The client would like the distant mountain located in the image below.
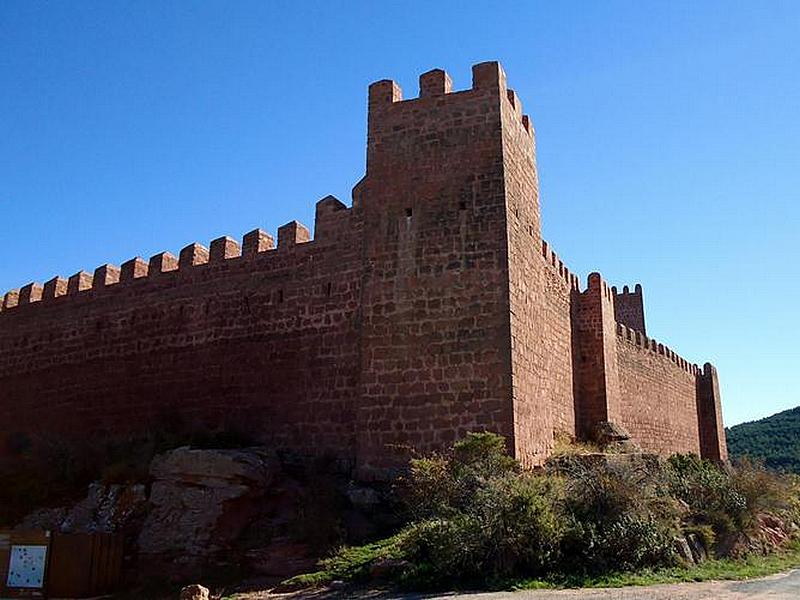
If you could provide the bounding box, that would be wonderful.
[727,407,800,473]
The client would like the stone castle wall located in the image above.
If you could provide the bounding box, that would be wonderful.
[0,62,727,473]
[539,243,579,441]
[615,324,702,455]
[0,202,364,463]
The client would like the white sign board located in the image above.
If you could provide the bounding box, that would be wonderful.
[6,544,47,589]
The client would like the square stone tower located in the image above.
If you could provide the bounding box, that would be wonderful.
[354,62,552,476]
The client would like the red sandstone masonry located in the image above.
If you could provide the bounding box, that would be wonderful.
[575,273,622,438]
[502,69,557,467]
[356,63,518,476]
[698,363,728,461]
[613,284,646,334]
[614,323,702,455]
[0,62,727,471]
[539,241,580,439]
[0,201,365,463]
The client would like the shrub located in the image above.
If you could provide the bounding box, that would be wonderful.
[560,513,677,574]
[558,456,679,573]
[397,434,682,583]
[397,433,563,584]
[551,432,601,457]
[403,474,564,583]
[666,453,800,558]
[731,458,794,523]
[402,432,519,520]
[668,454,760,538]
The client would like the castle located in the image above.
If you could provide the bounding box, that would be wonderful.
[0,62,726,477]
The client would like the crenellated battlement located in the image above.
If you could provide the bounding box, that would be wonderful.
[0,225,281,313]
[179,243,210,268]
[94,264,121,288]
[0,195,356,318]
[612,284,642,296]
[367,62,533,143]
[585,271,616,303]
[612,282,646,334]
[541,240,580,290]
[19,283,43,304]
[615,322,700,376]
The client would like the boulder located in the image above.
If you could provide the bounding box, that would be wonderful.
[686,533,708,563]
[592,421,631,443]
[753,513,790,552]
[673,536,694,565]
[179,584,209,600]
[592,421,642,453]
[138,447,278,557]
[715,531,748,558]
[16,506,68,531]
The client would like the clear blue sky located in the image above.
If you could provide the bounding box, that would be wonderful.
[1,2,798,427]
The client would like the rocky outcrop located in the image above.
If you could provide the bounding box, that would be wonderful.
[15,445,391,584]
[686,533,709,563]
[17,483,147,533]
[592,421,643,453]
[138,446,279,557]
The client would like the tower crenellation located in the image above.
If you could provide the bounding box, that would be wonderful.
[613,282,646,334]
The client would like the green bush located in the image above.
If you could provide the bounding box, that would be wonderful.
[396,433,563,584]
[668,454,760,538]
[667,453,744,534]
[556,456,679,573]
[399,434,680,583]
[402,432,519,521]
[731,458,795,522]
[403,474,564,583]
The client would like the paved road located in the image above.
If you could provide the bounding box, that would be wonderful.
[259,568,800,600]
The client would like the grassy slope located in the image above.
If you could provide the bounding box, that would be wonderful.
[727,407,800,473]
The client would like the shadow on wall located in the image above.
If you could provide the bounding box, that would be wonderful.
[0,412,257,527]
